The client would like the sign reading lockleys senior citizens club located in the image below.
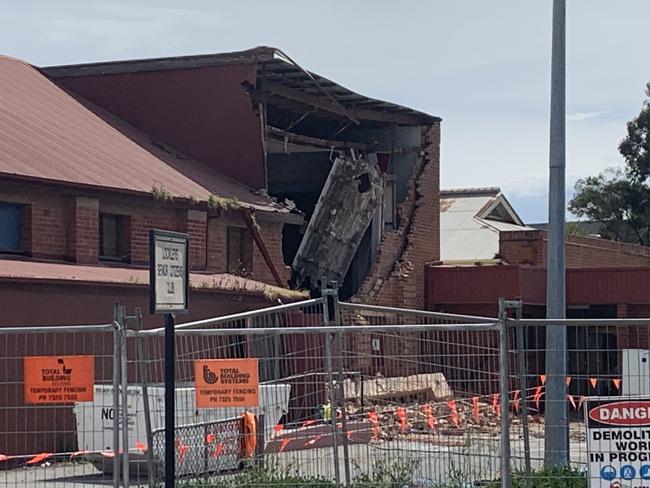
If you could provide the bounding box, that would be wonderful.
[24,356,94,404]
[194,359,259,408]
[586,397,650,487]
[149,230,189,314]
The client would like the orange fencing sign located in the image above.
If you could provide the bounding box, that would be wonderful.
[24,356,94,404]
[194,359,259,408]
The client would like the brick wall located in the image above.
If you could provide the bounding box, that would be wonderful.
[354,122,441,309]
[0,182,290,287]
[499,229,650,268]
[68,197,99,264]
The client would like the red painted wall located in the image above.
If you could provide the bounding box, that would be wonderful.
[54,63,266,189]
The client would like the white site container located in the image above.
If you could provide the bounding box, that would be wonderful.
[73,383,290,475]
[622,349,650,396]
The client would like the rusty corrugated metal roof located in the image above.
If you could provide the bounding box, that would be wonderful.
[0,258,307,300]
[0,55,289,214]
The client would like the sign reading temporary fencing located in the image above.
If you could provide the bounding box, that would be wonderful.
[194,359,259,408]
[149,229,189,314]
[24,356,94,404]
[586,397,650,487]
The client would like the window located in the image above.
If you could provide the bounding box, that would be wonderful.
[0,202,23,253]
[99,213,129,262]
[227,227,253,276]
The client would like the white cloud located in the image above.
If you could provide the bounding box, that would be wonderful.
[567,111,607,121]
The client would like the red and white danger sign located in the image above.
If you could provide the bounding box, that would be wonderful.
[586,397,650,487]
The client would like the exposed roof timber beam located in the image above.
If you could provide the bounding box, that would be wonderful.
[266,125,372,151]
[265,82,432,126]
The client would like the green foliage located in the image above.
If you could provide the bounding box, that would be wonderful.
[207,194,241,211]
[569,82,650,246]
[484,465,586,488]
[350,457,421,487]
[152,184,173,202]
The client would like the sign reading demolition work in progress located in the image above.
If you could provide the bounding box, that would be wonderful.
[149,230,189,314]
[194,359,259,408]
[24,356,94,404]
[586,397,650,487]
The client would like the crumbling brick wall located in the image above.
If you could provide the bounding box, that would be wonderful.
[499,229,650,268]
[353,122,441,310]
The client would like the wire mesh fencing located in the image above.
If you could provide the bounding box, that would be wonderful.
[505,310,650,487]
[127,298,505,487]
[0,322,122,488]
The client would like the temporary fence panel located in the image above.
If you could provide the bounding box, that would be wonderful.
[129,297,504,487]
[0,322,121,488]
[506,313,650,488]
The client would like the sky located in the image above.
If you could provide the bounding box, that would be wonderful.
[1,0,648,222]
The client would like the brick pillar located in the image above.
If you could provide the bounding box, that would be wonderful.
[206,217,227,273]
[68,196,99,264]
[180,210,207,271]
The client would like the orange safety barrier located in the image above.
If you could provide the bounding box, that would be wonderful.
[240,411,257,459]
[395,407,407,432]
[472,397,480,422]
[422,404,436,430]
[368,411,380,441]
[447,400,460,428]
[492,393,500,418]
[513,390,521,414]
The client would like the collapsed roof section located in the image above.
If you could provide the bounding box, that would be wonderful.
[44,47,441,295]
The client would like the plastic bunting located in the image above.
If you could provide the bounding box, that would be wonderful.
[540,374,547,385]
[613,379,622,390]
[396,407,407,432]
[567,394,576,410]
[533,386,544,410]
[577,396,586,411]
[26,453,51,465]
[305,435,322,447]
[447,400,460,428]
[565,376,572,387]
[472,397,480,422]
[589,378,598,388]
[278,438,290,453]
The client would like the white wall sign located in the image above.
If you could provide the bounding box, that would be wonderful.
[149,230,189,314]
[586,397,650,487]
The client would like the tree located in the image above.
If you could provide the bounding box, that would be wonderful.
[569,83,650,245]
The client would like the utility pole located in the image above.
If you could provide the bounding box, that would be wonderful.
[544,0,568,467]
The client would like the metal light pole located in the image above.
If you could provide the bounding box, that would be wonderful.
[544,0,568,467]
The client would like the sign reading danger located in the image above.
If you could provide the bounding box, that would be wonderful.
[194,359,259,408]
[24,356,94,404]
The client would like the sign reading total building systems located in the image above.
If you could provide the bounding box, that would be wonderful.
[149,230,189,314]
[586,397,650,487]
[24,356,94,404]
[194,359,259,408]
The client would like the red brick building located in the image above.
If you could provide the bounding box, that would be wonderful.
[1,47,442,326]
